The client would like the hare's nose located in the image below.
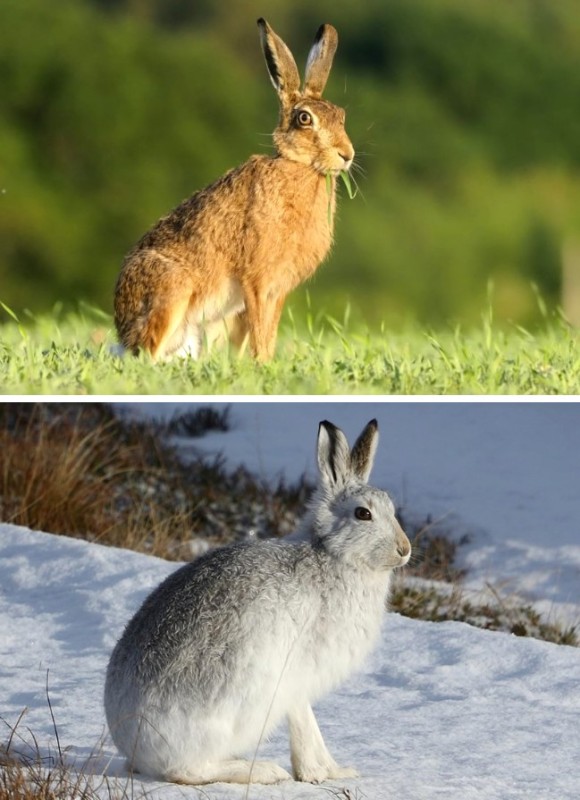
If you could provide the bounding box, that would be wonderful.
[397,542,411,558]
[339,150,354,169]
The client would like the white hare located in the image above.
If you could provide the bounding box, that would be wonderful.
[104,419,411,785]
[114,19,354,362]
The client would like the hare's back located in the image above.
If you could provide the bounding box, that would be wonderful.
[132,155,329,265]
[112,541,318,681]
[132,158,263,255]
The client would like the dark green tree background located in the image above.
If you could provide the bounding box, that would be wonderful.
[2,0,580,328]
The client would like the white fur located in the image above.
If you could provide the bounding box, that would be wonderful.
[104,420,411,785]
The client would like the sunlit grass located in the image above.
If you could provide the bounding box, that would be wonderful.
[0,302,578,395]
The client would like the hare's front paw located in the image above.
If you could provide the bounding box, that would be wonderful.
[294,761,358,784]
[248,761,293,785]
[167,759,291,785]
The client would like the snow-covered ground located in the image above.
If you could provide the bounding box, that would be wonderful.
[2,400,579,799]
[117,401,580,625]
[1,522,579,800]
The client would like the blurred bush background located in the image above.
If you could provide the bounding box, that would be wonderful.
[2,0,580,329]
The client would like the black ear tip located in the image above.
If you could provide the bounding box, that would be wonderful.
[368,418,378,430]
[319,420,339,434]
[314,23,326,43]
[257,17,266,28]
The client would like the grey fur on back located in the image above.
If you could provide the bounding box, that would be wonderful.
[109,540,322,693]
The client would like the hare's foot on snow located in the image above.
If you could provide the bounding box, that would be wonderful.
[293,760,358,784]
[288,703,359,784]
[166,759,291,785]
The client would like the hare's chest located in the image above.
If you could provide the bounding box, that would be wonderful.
[295,180,334,252]
[277,194,334,288]
[248,165,334,284]
[294,579,388,702]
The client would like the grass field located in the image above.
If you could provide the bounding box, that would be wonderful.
[1,304,579,395]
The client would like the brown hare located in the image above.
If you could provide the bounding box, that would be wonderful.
[114,18,354,362]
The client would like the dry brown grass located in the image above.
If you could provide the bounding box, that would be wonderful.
[0,749,101,800]
[390,579,578,646]
[0,403,199,559]
[1,709,116,800]
[0,741,142,800]
[0,403,308,560]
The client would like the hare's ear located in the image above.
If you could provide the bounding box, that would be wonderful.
[350,419,379,483]
[258,18,301,108]
[303,23,338,98]
[317,421,351,491]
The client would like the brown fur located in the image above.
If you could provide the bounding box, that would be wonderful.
[114,20,354,362]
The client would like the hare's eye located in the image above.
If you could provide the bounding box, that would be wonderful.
[297,110,313,127]
[355,507,372,521]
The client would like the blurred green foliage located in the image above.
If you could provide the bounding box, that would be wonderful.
[2,0,580,328]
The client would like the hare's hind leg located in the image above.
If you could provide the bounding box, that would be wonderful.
[167,759,291,785]
[288,703,358,783]
[115,254,199,361]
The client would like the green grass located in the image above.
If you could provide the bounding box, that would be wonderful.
[1,304,579,395]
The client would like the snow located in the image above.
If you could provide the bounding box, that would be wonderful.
[2,401,580,798]
[1,522,579,800]
[115,401,580,624]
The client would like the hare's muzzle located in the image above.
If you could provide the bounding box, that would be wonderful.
[331,116,354,172]
[338,147,355,172]
[395,520,412,566]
